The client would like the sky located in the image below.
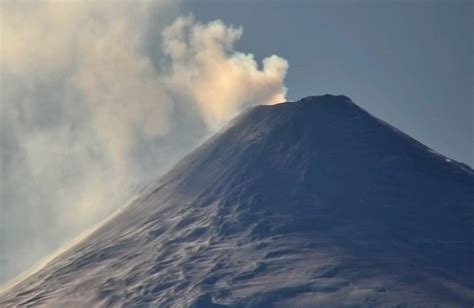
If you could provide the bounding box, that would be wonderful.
[0,0,472,284]
[186,0,473,166]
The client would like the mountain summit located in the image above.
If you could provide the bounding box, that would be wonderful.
[2,95,473,307]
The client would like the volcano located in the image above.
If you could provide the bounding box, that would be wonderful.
[1,95,473,307]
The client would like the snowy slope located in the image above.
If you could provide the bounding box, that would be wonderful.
[1,95,473,307]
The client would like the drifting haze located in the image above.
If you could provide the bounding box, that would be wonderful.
[0,0,288,283]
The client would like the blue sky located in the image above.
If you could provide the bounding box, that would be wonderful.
[186,0,473,166]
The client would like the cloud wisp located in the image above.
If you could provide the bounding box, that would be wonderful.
[0,1,288,283]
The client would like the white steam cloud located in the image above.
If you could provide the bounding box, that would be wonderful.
[163,15,288,127]
[0,1,288,283]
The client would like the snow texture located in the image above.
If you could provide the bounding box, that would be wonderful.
[1,95,473,307]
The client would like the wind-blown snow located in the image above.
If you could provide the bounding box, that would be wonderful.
[1,95,473,307]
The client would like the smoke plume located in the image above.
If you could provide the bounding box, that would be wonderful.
[163,15,288,127]
[0,1,288,283]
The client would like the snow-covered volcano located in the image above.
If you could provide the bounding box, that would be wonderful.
[2,95,473,307]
